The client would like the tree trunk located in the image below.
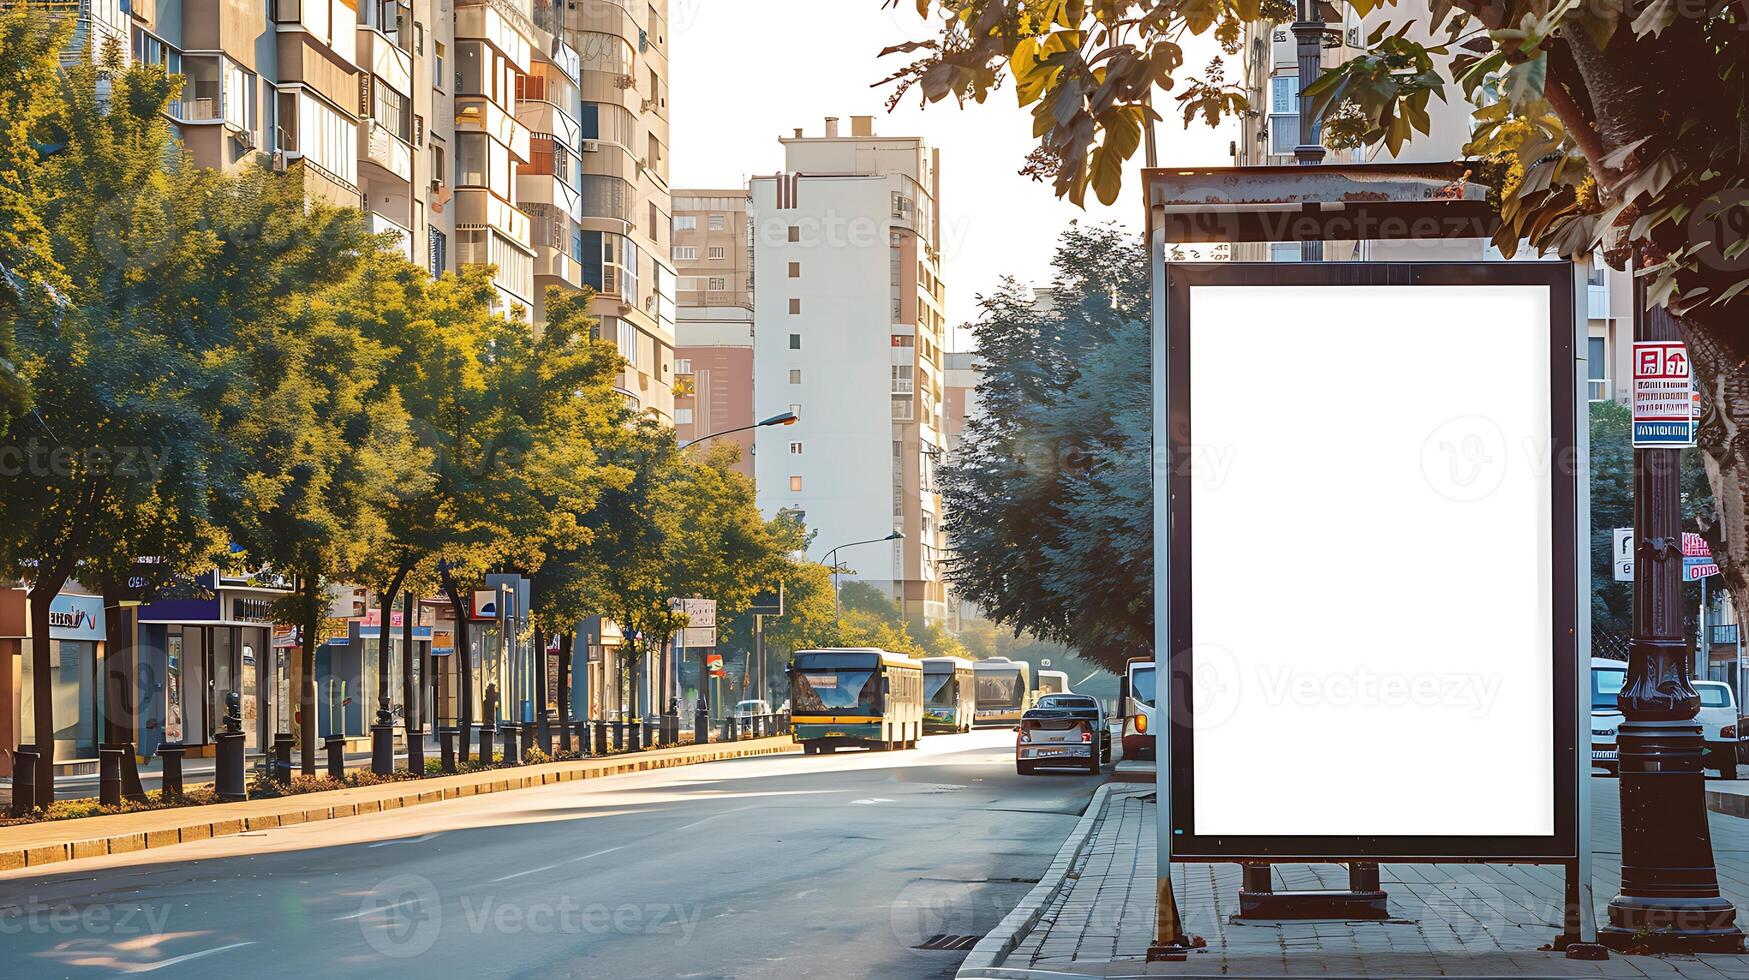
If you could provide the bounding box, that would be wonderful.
[440,566,474,763]
[100,582,134,748]
[27,572,68,807]
[557,632,572,723]
[534,627,548,728]
[402,588,417,748]
[1682,312,1749,649]
[299,574,320,775]
[376,566,410,727]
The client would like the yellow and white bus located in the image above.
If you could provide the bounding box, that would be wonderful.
[972,657,1033,728]
[789,648,924,753]
[1036,669,1071,697]
[921,656,976,733]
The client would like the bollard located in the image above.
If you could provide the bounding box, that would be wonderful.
[325,734,347,781]
[557,715,571,754]
[643,716,656,748]
[99,746,124,806]
[407,726,425,776]
[272,733,295,785]
[10,745,39,816]
[157,743,185,803]
[575,720,590,755]
[215,693,246,802]
[370,700,396,777]
[593,718,607,754]
[721,717,732,742]
[502,724,522,765]
[613,719,625,752]
[439,727,459,774]
[478,723,497,764]
[519,720,535,758]
[695,704,709,745]
[538,712,553,754]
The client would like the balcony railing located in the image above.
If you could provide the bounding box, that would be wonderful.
[172,97,222,121]
[1714,624,1741,647]
[1587,378,1611,402]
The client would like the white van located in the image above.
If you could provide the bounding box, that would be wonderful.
[1695,681,1741,779]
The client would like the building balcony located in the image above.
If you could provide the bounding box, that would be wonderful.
[357,27,413,97]
[1588,281,1611,320]
[517,97,582,150]
[534,245,582,288]
[518,171,582,222]
[368,210,413,258]
[361,120,413,183]
[452,186,531,245]
[455,0,534,74]
[456,95,532,163]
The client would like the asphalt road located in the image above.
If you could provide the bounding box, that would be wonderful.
[0,729,1104,979]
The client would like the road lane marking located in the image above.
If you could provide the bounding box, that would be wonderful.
[367,834,438,848]
[126,941,256,973]
[489,844,628,883]
[332,899,416,921]
[670,804,759,832]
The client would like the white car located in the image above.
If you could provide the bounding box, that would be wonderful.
[733,699,772,721]
[1696,681,1742,779]
[1591,658,1626,775]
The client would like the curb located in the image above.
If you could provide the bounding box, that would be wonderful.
[0,738,795,873]
[956,781,1117,977]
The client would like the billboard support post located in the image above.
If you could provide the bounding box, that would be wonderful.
[1599,294,1744,952]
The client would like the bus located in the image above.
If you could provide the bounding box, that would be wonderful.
[921,656,976,734]
[788,648,924,753]
[972,657,1033,728]
[1036,669,1071,697]
[1119,656,1156,760]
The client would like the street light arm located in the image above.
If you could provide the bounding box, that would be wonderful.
[679,411,799,451]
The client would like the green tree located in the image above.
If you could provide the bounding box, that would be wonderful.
[884,0,1749,645]
[939,223,1153,672]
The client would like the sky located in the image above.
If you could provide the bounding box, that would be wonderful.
[667,0,1236,349]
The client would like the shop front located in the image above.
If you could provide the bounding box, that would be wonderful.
[0,589,108,769]
[135,572,293,758]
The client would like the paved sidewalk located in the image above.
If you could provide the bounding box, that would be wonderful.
[0,735,794,873]
[965,779,1749,979]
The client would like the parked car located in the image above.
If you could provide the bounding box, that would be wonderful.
[1695,681,1742,779]
[1016,695,1108,775]
[1591,658,1626,776]
[733,699,772,722]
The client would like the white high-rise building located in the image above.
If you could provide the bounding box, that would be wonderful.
[751,116,949,627]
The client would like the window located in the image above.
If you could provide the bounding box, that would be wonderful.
[708,246,726,260]
[675,407,694,424]
[457,40,485,95]
[1268,242,1302,263]
[456,132,487,186]
[1588,336,1609,401]
[709,214,726,231]
[788,298,801,315]
[790,442,803,454]
[580,103,599,140]
[789,403,802,421]
[650,202,660,245]
[891,335,914,347]
[372,79,410,141]
[788,261,800,278]
[892,364,914,394]
[673,245,697,260]
[708,277,725,290]
[617,319,639,368]
[434,41,445,89]
[1270,74,1300,155]
[788,333,801,350]
[1588,255,1607,287]
[787,226,800,242]
[789,369,802,384]
[789,476,803,492]
[427,228,446,276]
[674,215,697,231]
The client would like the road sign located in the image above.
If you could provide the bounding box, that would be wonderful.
[681,627,717,648]
[749,583,785,615]
[669,597,716,629]
[1613,528,1635,582]
[1633,340,1696,447]
[705,652,726,677]
[1683,532,1719,582]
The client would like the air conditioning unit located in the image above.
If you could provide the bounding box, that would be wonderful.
[271,149,287,172]
[580,140,600,152]
[430,176,444,192]
[640,98,657,114]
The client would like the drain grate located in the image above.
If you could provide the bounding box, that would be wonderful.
[914,934,981,951]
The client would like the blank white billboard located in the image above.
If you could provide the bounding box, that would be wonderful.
[1187,284,1555,838]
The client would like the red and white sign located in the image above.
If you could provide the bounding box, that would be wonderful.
[1633,340,1696,447]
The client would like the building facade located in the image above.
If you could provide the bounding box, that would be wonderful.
[751,116,949,627]
[673,188,755,477]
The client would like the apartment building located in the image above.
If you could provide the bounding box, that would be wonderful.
[751,116,949,627]
[1232,11,1633,405]
[673,189,755,477]
[568,1,676,422]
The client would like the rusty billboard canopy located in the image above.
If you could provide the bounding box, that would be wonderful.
[1143,163,1499,245]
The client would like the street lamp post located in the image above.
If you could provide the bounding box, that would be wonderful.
[679,410,798,452]
[826,532,905,623]
[1600,291,1743,952]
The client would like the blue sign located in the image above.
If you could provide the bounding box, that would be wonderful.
[1634,420,1693,446]
[1685,556,1721,582]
